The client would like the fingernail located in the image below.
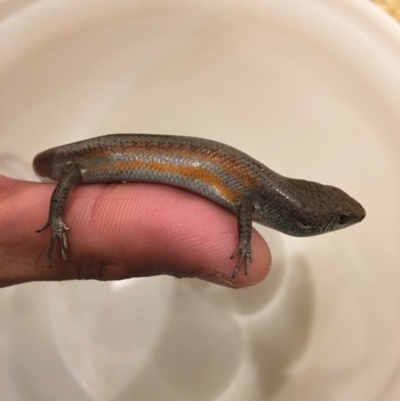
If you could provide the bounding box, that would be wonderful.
[199,272,241,288]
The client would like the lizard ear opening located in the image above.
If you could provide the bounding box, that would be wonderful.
[296,221,310,229]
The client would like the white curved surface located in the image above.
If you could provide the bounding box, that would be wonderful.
[1,0,400,400]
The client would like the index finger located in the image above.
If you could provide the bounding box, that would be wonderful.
[0,176,271,288]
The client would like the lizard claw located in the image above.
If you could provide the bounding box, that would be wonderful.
[230,242,253,278]
[37,217,69,268]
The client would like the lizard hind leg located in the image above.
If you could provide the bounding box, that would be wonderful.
[36,162,82,268]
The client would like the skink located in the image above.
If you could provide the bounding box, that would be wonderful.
[33,134,366,277]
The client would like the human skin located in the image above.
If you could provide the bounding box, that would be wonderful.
[0,175,271,288]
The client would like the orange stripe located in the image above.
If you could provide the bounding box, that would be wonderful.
[78,145,256,203]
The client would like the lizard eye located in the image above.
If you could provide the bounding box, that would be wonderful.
[337,213,351,225]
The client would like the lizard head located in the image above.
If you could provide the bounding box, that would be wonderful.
[255,179,366,237]
[291,183,366,236]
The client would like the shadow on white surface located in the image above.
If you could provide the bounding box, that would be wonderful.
[1,0,400,400]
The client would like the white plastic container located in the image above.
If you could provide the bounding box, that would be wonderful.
[1,1,399,400]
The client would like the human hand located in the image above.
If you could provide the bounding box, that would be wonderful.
[0,175,270,288]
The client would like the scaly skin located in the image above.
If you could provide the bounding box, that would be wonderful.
[33,134,366,277]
